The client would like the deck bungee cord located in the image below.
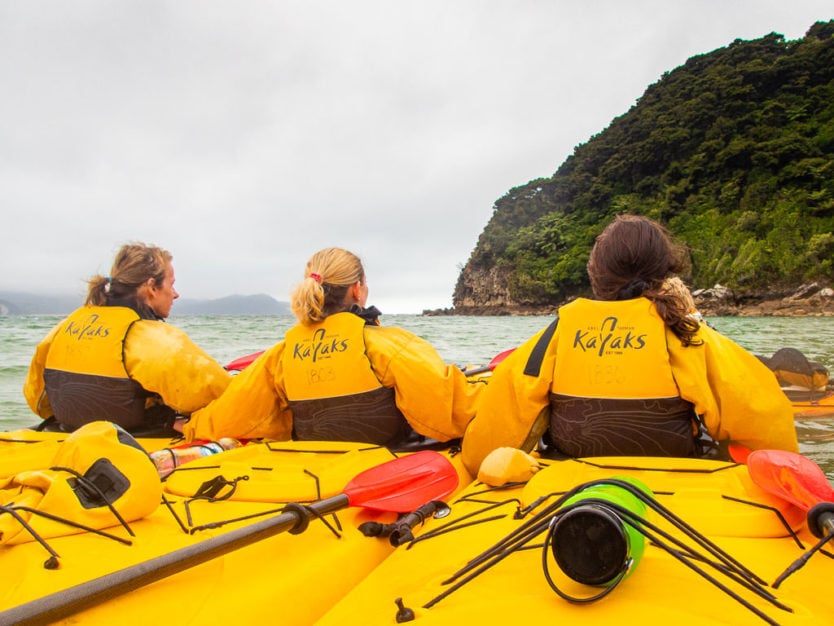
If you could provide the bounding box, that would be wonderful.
[773,524,834,588]
[0,423,160,565]
[406,495,522,549]
[731,446,834,587]
[160,442,445,536]
[1,499,137,572]
[0,449,460,626]
[389,471,811,626]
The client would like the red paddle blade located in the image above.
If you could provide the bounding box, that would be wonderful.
[489,347,517,369]
[463,347,518,376]
[747,449,834,511]
[225,350,265,371]
[728,444,751,463]
[343,450,459,513]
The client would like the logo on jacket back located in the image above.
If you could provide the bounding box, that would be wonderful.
[292,327,349,363]
[573,316,647,356]
[64,314,110,340]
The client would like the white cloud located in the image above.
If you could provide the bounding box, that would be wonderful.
[1,0,830,312]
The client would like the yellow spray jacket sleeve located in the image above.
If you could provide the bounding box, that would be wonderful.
[461,327,556,475]
[364,326,483,442]
[668,325,799,453]
[22,321,62,418]
[124,321,232,415]
[184,342,294,442]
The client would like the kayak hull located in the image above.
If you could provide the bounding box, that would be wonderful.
[788,389,834,418]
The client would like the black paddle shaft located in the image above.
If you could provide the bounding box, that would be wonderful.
[0,493,350,626]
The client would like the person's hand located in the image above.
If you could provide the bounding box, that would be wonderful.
[172,416,190,433]
[477,447,540,487]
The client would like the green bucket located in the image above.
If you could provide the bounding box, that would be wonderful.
[549,478,651,587]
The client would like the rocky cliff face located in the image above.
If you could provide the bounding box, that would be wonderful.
[453,266,513,309]
[449,265,562,315]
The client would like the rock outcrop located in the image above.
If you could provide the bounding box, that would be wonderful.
[693,282,834,317]
[427,282,834,317]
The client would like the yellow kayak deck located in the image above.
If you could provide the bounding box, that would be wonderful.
[317,456,833,625]
[0,435,471,625]
[4,431,832,625]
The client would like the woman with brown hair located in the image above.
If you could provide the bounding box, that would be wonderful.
[181,247,480,450]
[462,214,797,476]
[24,243,230,435]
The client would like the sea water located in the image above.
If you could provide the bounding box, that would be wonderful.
[0,314,554,431]
[2,313,833,476]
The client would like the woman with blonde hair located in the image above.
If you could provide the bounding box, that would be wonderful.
[462,214,797,476]
[182,247,481,449]
[24,243,230,435]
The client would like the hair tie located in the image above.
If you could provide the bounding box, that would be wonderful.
[618,279,648,300]
[104,276,112,294]
[309,272,322,284]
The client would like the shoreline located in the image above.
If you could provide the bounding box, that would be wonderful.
[425,282,834,317]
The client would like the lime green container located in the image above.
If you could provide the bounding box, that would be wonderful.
[549,478,651,587]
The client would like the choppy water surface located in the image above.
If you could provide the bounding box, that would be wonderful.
[3,313,833,476]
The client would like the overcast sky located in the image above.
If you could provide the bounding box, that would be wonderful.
[1,1,831,313]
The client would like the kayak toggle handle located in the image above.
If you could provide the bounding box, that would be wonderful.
[394,597,415,623]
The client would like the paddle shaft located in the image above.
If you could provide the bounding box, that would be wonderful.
[463,347,517,376]
[0,493,350,626]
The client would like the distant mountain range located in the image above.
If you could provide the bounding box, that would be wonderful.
[0,291,291,316]
[172,294,292,316]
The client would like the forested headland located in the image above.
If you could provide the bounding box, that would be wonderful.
[448,20,834,316]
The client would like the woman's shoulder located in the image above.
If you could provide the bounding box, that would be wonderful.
[687,321,731,345]
[364,324,447,363]
[669,321,760,364]
[364,323,418,344]
[128,318,194,346]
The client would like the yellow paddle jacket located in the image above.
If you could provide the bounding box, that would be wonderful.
[462,297,798,475]
[184,316,481,444]
[24,306,231,429]
[281,313,412,445]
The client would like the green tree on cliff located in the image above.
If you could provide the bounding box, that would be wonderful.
[456,21,834,310]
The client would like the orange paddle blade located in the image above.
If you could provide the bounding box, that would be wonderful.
[747,449,834,511]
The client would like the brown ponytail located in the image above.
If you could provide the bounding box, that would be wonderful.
[587,215,701,346]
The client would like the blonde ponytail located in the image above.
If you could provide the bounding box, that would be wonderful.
[290,248,365,325]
